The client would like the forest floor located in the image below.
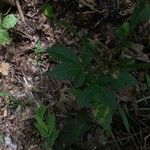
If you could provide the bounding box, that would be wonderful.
[0,0,150,150]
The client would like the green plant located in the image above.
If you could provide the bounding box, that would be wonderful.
[57,113,91,147]
[35,105,59,150]
[0,14,18,45]
[116,0,150,47]
[46,0,150,136]
[47,44,133,133]
[0,91,10,96]
[44,4,54,18]
[0,133,4,145]
[34,40,45,63]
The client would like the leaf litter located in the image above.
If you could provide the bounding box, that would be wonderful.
[0,0,149,149]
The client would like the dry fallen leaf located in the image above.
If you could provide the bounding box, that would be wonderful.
[0,62,10,76]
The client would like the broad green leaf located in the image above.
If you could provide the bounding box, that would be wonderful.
[44,4,54,18]
[111,71,137,90]
[110,79,126,90]
[2,14,18,29]
[59,114,90,145]
[73,71,85,87]
[0,28,11,45]
[146,75,150,89]
[47,46,80,64]
[49,63,81,80]
[79,86,97,106]
[98,87,118,109]
[119,71,137,86]
[139,6,150,22]
[119,108,130,131]
[81,43,95,66]
[98,74,112,86]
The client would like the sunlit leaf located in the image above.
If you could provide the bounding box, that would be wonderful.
[2,14,18,29]
[93,105,112,133]
[0,28,11,45]
[44,4,54,18]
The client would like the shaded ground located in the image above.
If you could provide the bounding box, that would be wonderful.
[0,0,150,150]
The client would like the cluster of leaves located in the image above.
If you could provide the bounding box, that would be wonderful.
[47,44,133,133]
[116,0,150,47]
[0,14,18,45]
[35,0,150,149]
[55,113,91,149]
[35,106,59,150]
[34,40,45,63]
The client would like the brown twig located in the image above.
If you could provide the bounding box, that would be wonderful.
[15,0,26,22]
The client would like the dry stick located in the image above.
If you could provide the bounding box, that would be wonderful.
[15,0,26,22]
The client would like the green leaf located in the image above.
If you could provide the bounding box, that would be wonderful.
[47,46,80,64]
[35,115,48,134]
[59,114,90,145]
[35,122,48,138]
[47,113,55,135]
[111,71,137,90]
[44,4,54,18]
[2,14,18,29]
[98,87,118,110]
[0,134,4,145]
[49,63,81,80]
[116,22,130,41]
[99,74,112,86]
[81,43,95,66]
[130,0,148,31]
[0,92,10,97]
[73,71,85,87]
[139,6,150,22]
[122,22,130,36]
[79,86,98,107]
[0,28,11,45]
[93,105,112,133]
[146,75,150,89]
[35,40,44,54]
[47,129,59,147]
[36,105,47,120]
[70,89,82,97]
[119,108,130,131]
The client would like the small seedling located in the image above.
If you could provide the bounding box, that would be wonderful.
[44,4,54,18]
[35,105,59,150]
[0,14,18,45]
[34,40,44,64]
